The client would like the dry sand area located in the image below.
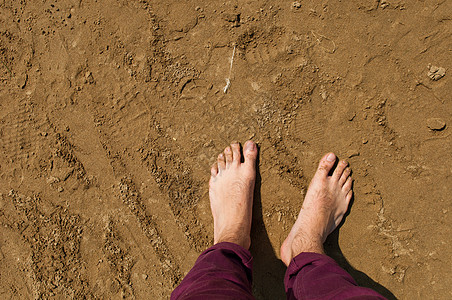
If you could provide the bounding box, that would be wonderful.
[0,0,451,299]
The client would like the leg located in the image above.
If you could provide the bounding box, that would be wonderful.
[171,141,258,300]
[281,153,387,299]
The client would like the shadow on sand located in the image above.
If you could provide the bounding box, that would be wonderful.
[324,229,397,300]
[250,155,397,300]
[250,160,287,299]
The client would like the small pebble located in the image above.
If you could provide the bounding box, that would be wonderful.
[347,150,360,158]
[426,118,446,131]
[47,176,60,184]
[427,65,446,81]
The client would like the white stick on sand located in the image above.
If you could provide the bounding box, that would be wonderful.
[223,45,236,93]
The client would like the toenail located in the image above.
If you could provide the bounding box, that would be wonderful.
[225,147,231,152]
[245,141,255,150]
[326,153,335,162]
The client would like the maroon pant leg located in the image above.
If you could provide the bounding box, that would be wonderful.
[171,242,255,300]
[284,252,388,300]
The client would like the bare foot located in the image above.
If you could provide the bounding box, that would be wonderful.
[280,153,353,266]
[209,141,258,249]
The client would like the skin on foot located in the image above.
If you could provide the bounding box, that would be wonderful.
[280,152,353,266]
[209,140,258,249]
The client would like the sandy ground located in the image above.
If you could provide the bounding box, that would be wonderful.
[0,0,451,299]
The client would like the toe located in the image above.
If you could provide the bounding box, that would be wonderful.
[339,167,351,186]
[346,190,353,203]
[211,162,219,177]
[243,140,258,169]
[333,160,348,180]
[217,153,226,171]
[231,142,241,165]
[343,176,353,192]
[315,152,336,178]
[224,146,233,166]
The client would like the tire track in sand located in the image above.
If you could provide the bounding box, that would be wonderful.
[90,94,186,287]
[0,97,37,163]
[118,177,182,286]
[102,219,135,298]
[139,128,210,252]
[134,0,210,251]
[3,190,93,299]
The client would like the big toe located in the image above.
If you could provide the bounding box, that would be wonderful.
[243,140,258,169]
[315,152,336,178]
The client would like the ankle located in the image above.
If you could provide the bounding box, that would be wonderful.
[215,232,251,249]
[291,233,325,257]
[291,243,325,257]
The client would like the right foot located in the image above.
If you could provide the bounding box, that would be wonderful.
[280,153,353,266]
[209,141,258,249]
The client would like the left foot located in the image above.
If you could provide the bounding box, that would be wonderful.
[280,153,353,266]
[209,141,258,249]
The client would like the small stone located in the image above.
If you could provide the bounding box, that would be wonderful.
[224,13,240,23]
[85,71,94,84]
[426,118,446,131]
[18,74,28,89]
[57,187,64,192]
[293,2,302,9]
[347,150,360,158]
[203,140,213,147]
[427,65,446,81]
[47,176,60,184]
[362,138,368,144]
